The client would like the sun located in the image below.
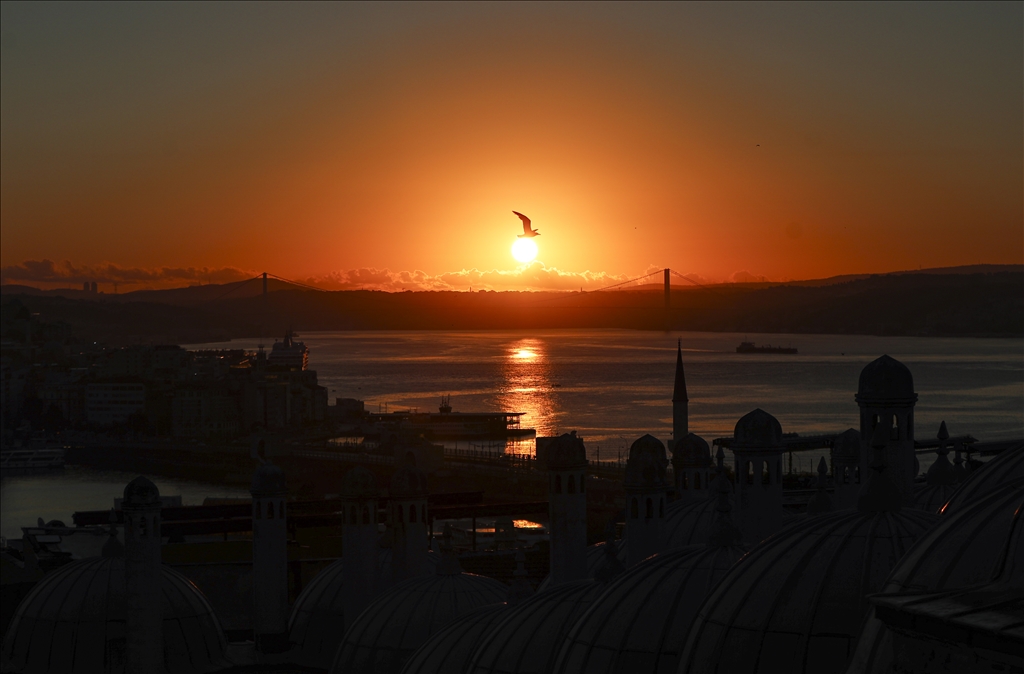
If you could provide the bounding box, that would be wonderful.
[511,238,538,263]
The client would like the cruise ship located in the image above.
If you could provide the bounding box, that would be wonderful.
[267,330,309,370]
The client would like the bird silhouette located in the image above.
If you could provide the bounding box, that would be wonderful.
[513,211,539,238]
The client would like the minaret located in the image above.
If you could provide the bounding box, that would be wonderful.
[706,447,743,548]
[672,340,689,442]
[830,429,861,510]
[732,409,785,545]
[855,355,918,505]
[390,461,429,584]
[546,431,588,587]
[673,433,712,504]
[624,434,669,567]
[341,466,379,627]
[251,461,289,653]
[123,476,163,674]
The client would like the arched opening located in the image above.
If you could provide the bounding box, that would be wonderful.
[140,516,147,537]
[630,497,639,519]
[746,461,754,485]
[268,502,274,519]
[645,498,653,519]
[568,475,576,494]
[409,505,417,523]
[555,475,562,494]
[762,461,770,485]
[362,505,370,524]
[891,414,900,440]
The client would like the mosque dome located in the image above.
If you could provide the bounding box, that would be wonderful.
[941,443,1023,513]
[1,557,228,674]
[251,462,286,493]
[289,549,440,670]
[330,567,506,673]
[847,479,1024,673]
[625,435,668,488]
[546,432,587,470]
[732,409,783,449]
[552,543,745,674]
[674,433,711,468]
[401,603,508,674]
[391,463,428,498]
[830,429,860,464]
[123,475,160,507]
[466,580,608,674]
[856,354,916,403]
[342,465,379,499]
[679,508,938,674]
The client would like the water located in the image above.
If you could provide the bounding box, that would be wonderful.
[3,330,1021,538]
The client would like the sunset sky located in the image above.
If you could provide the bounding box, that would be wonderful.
[1,3,1021,291]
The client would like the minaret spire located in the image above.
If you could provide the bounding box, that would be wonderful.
[672,340,689,442]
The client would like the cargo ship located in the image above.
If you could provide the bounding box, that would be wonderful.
[736,341,798,354]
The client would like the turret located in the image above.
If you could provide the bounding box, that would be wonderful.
[830,429,860,510]
[732,409,785,545]
[672,433,712,504]
[546,431,588,586]
[341,466,380,626]
[251,461,289,652]
[806,457,833,516]
[855,355,918,504]
[390,460,429,584]
[123,476,163,674]
[624,434,669,566]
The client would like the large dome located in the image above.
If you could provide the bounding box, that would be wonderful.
[732,409,783,449]
[941,444,1023,513]
[401,603,508,674]
[847,480,1024,673]
[330,569,506,673]
[856,354,916,403]
[288,549,440,670]
[1,557,228,674]
[679,509,938,674]
[466,580,608,674]
[552,543,745,674]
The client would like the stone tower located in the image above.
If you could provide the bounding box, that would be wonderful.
[342,466,380,627]
[546,431,588,587]
[673,433,713,504]
[830,428,861,510]
[251,461,289,653]
[855,355,918,504]
[390,461,429,584]
[732,409,785,545]
[625,434,669,566]
[123,476,163,674]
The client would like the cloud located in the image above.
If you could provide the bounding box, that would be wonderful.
[1,259,255,288]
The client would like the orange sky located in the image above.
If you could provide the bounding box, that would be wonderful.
[1,3,1021,290]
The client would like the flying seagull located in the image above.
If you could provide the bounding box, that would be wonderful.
[513,211,540,238]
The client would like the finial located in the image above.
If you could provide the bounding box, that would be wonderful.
[707,449,742,547]
[594,521,625,582]
[857,425,902,513]
[926,422,955,486]
[937,421,949,442]
[437,524,462,575]
[507,548,534,605]
[806,457,833,515]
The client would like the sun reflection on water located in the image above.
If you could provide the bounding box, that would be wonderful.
[497,338,559,455]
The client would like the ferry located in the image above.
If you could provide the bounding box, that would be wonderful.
[736,341,798,355]
[0,446,66,473]
[368,396,534,440]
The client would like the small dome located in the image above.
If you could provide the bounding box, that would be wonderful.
[1,558,228,674]
[941,444,1023,513]
[848,480,1024,673]
[342,466,379,499]
[289,549,440,670]
[251,462,286,494]
[856,354,916,403]
[625,435,668,489]
[546,432,587,470]
[467,580,607,674]
[674,433,711,469]
[732,409,783,449]
[830,429,860,463]
[402,603,507,674]
[122,476,160,507]
[679,508,938,674]
[391,464,428,498]
[552,544,745,674]
[330,571,506,673]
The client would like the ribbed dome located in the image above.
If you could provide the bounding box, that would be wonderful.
[546,432,587,470]
[664,494,728,549]
[342,465,379,499]
[679,509,938,674]
[674,433,711,468]
[552,543,745,674]
[123,476,160,507]
[391,464,428,498]
[732,409,782,449]
[402,603,507,674]
[289,549,440,670]
[830,429,860,463]
[856,354,916,403]
[330,571,506,674]
[467,580,607,674]
[941,444,1023,513]
[847,480,1024,673]
[911,482,957,514]
[625,435,668,488]
[250,462,286,493]
[1,558,228,674]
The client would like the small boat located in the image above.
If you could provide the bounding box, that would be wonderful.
[1,446,66,473]
[736,341,798,355]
